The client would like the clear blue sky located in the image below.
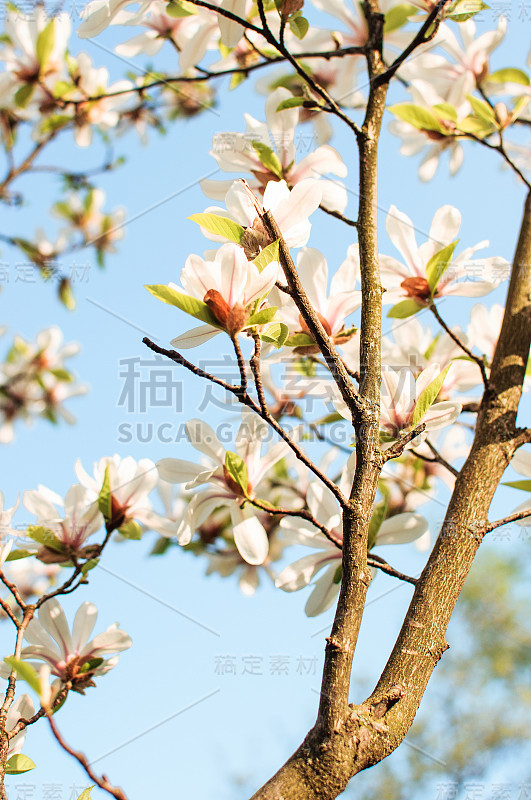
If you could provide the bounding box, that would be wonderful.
[1,2,530,798]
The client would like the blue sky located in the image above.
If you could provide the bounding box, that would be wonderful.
[1,3,530,798]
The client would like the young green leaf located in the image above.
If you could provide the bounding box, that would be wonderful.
[412,365,451,428]
[27,525,64,553]
[502,480,531,492]
[5,755,36,775]
[488,68,530,86]
[426,240,459,295]
[75,788,95,800]
[368,497,389,551]
[4,657,41,694]
[387,300,423,319]
[284,332,315,347]
[252,240,279,272]
[224,451,250,496]
[247,306,278,326]
[260,322,289,348]
[467,94,498,126]
[252,142,283,179]
[188,213,245,243]
[384,3,416,32]
[388,104,446,133]
[97,464,112,521]
[145,285,219,326]
[288,14,309,38]
[276,96,306,111]
[118,520,143,540]
[36,19,55,67]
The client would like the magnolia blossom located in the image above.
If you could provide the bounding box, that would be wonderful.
[276,455,429,616]
[75,454,176,536]
[14,599,131,693]
[381,204,510,307]
[167,242,279,349]
[199,179,322,255]
[382,317,482,395]
[157,410,296,565]
[114,1,218,69]
[273,247,360,352]
[23,484,103,562]
[507,449,531,526]
[201,88,348,212]
[0,491,18,565]
[5,695,35,758]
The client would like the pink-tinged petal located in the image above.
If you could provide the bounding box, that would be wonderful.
[71,602,98,654]
[422,400,462,430]
[386,206,423,275]
[231,506,269,565]
[265,88,297,168]
[36,599,73,660]
[271,180,322,239]
[379,254,412,287]
[305,566,340,617]
[415,364,441,399]
[170,325,221,350]
[307,483,340,530]
[186,418,225,464]
[83,626,132,658]
[225,182,257,227]
[244,260,279,305]
[511,449,531,477]
[296,248,328,311]
[23,488,61,522]
[156,458,206,484]
[135,509,179,537]
[252,440,290,487]
[291,145,348,182]
[331,245,360,295]
[375,512,429,546]
[428,205,461,249]
[218,0,246,48]
[179,252,219,298]
[218,243,248,306]
[275,552,333,592]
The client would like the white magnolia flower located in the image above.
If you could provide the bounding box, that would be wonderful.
[202,88,348,213]
[273,247,360,351]
[0,491,19,565]
[276,454,429,616]
[381,204,510,306]
[14,599,131,693]
[23,484,103,560]
[157,409,295,565]
[6,695,35,757]
[75,455,176,537]
[200,179,322,252]
[168,241,279,349]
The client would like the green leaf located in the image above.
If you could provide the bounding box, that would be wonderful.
[145,285,219,326]
[384,3,417,32]
[446,0,489,21]
[81,558,99,577]
[224,451,249,496]
[27,525,64,553]
[247,306,278,326]
[252,141,283,179]
[333,564,342,584]
[388,103,446,133]
[79,657,104,674]
[426,240,459,295]
[457,115,494,136]
[412,365,451,428]
[4,657,41,694]
[288,14,309,38]
[98,464,112,521]
[188,213,245,243]
[165,0,196,16]
[368,497,388,551]
[36,19,55,67]
[433,102,458,122]
[387,300,423,319]
[49,367,73,382]
[260,322,289,348]
[14,84,34,108]
[118,520,143,540]
[276,96,306,111]
[467,94,498,126]
[488,68,530,87]
[229,71,247,90]
[75,788,95,800]
[5,755,36,775]
[5,549,33,562]
[502,480,531,492]
[252,240,279,272]
[314,411,344,425]
[285,332,315,347]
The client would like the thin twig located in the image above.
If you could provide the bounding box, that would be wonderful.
[249,497,342,548]
[429,302,490,390]
[483,508,531,534]
[367,554,417,585]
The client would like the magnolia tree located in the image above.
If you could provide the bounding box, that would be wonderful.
[0,0,530,798]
